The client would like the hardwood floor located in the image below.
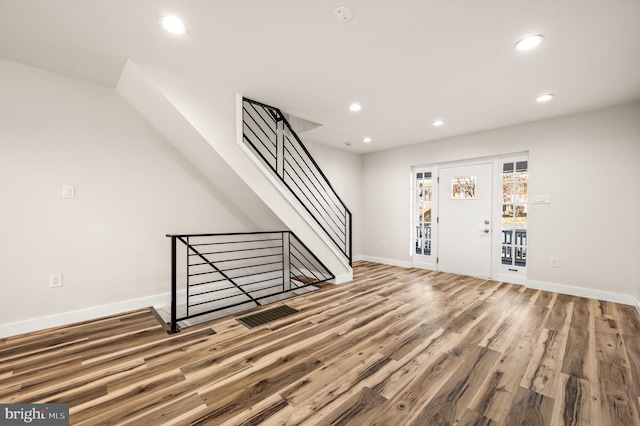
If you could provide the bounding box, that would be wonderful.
[2,261,640,425]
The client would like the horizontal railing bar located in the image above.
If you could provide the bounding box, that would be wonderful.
[246,100,279,126]
[177,279,323,322]
[243,134,277,169]
[187,276,232,286]
[189,238,282,247]
[189,248,281,260]
[167,231,285,238]
[289,233,334,279]
[190,275,283,295]
[281,117,352,215]
[188,293,256,307]
[188,260,282,277]
[189,282,314,310]
[187,266,284,283]
[244,103,278,133]
[188,280,286,306]
[190,254,282,267]
[283,167,346,245]
[283,143,345,217]
[188,244,282,256]
[221,266,283,281]
[243,119,276,154]
[283,156,346,232]
[189,283,237,293]
[244,104,277,141]
[188,282,284,305]
[284,135,346,218]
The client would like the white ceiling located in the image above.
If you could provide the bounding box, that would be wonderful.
[1,0,639,153]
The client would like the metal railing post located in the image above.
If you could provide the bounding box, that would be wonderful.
[276,117,284,179]
[348,212,352,266]
[170,236,180,334]
[282,232,291,291]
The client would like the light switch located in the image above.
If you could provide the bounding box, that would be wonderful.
[531,195,551,204]
[62,186,75,199]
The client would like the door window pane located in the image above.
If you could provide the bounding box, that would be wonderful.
[502,161,528,267]
[414,171,432,256]
[451,176,476,199]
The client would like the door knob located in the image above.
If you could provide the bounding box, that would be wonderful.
[483,229,490,233]
[484,220,490,225]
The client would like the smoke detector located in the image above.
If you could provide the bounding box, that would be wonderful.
[333,7,353,22]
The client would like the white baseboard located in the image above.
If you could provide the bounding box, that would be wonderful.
[358,257,637,307]
[0,292,172,339]
[496,273,526,286]
[526,279,636,306]
[351,254,365,262]
[360,255,412,269]
[332,271,354,285]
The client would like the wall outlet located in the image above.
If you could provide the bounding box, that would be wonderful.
[50,273,63,288]
[550,257,559,268]
[62,186,75,199]
[381,240,386,247]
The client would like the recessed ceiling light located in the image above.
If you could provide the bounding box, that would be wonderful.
[432,119,445,127]
[515,35,544,51]
[160,16,187,35]
[362,137,372,143]
[535,94,555,103]
[349,103,362,112]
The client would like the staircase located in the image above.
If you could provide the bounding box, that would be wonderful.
[115,60,353,330]
[242,98,352,265]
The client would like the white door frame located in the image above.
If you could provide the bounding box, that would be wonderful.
[411,153,528,285]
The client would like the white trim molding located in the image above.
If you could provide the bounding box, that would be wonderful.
[496,273,526,286]
[360,256,412,269]
[332,271,354,285]
[635,297,640,315]
[0,293,172,339]
[526,279,636,306]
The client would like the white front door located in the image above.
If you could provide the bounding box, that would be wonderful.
[438,163,493,278]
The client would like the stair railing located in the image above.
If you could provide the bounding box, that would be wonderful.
[167,231,333,333]
[242,98,352,265]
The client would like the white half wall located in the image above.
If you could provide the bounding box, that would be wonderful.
[0,59,265,336]
[362,102,640,302]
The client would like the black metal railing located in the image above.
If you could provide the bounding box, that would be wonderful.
[242,98,352,265]
[167,231,333,333]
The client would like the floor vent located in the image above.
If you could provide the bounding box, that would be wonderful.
[237,305,300,328]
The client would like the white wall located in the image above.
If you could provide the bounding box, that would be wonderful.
[362,102,640,301]
[305,142,363,258]
[0,59,269,333]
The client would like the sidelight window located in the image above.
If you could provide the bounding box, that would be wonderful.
[501,161,528,267]
[414,172,433,255]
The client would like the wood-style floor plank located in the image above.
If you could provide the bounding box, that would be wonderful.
[1,261,639,425]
